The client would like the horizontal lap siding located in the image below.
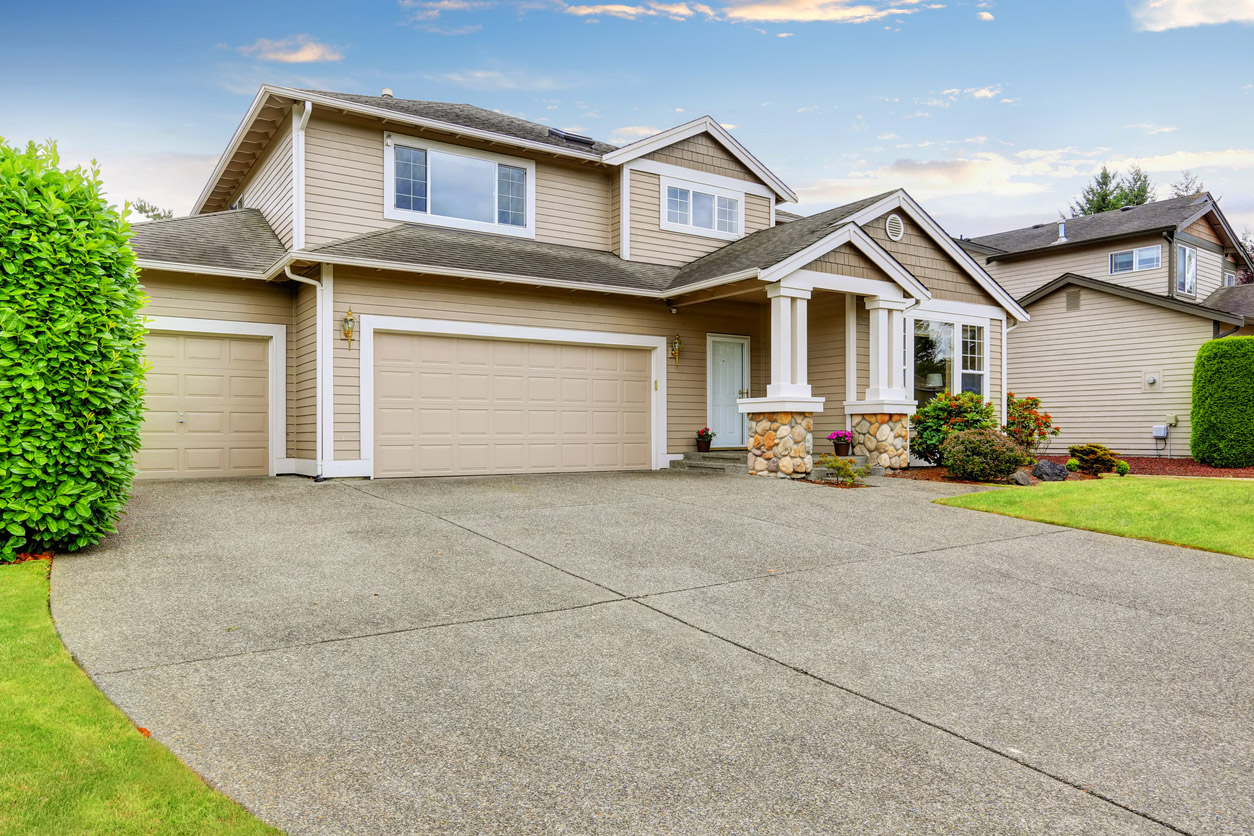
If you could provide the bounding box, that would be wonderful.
[865,212,996,305]
[235,118,294,248]
[629,172,772,267]
[287,283,317,458]
[644,133,761,183]
[534,164,612,250]
[1008,287,1212,456]
[1192,246,1226,301]
[982,234,1170,299]
[140,272,294,325]
[806,245,885,279]
[330,271,766,459]
[808,292,850,441]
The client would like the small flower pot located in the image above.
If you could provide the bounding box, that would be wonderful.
[696,439,712,453]
[834,442,851,456]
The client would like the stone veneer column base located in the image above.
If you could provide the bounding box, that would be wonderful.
[746,412,814,478]
[851,413,910,470]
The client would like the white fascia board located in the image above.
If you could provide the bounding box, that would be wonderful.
[601,116,796,202]
[191,88,275,215]
[912,297,1007,321]
[136,259,270,281]
[737,396,826,414]
[843,190,1030,321]
[630,159,775,199]
[762,224,930,301]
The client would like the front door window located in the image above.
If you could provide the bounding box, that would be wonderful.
[709,336,749,446]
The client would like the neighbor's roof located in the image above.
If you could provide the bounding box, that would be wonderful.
[308,223,677,293]
[301,90,619,156]
[775,209,804,224]
[1203,284,1254,319]
[1020,272,1244,326]
[130,209,286,275]
[668,192,896,290]
[968,194,1213,257]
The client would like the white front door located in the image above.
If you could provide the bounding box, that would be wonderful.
[707,335,750,447]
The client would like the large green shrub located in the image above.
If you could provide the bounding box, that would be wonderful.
[1067,443,1120,476]
[0,139,145,562]
[909,390,996,465]
[1191,337,1254,468]
[941,429,1027,482]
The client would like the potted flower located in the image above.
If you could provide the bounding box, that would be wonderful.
[695,427,716,452]
[828,430,853,456]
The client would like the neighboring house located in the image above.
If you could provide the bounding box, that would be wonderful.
[1204,283,1254,337]
[130,85,1026,481]
[961,193,1250,457]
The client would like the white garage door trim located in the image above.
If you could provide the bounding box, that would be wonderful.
[356,315,669,479]
[145,316,289,476]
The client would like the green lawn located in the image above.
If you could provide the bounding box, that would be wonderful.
[939,476,1254,559]
[0,561,279,835]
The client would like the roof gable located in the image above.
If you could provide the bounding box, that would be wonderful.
[1020,273,1243,326]
[864,210,996,306]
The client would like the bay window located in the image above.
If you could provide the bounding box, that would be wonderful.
[659,175,743,240]
[384,132,535,237]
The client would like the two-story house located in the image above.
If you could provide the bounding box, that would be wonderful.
[129,85,1026,481]
[961,193,1250,457]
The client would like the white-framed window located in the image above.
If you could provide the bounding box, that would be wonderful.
[1176,244,1197,295]
[658,175,744,241]
[1225,271,1237,287]
[383,132,536,238]
[908,314,989,406]
[1109,245,1161,274]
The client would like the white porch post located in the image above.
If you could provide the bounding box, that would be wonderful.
[765,283,812,398]
[864,297,910,402]
[844,296,916,471]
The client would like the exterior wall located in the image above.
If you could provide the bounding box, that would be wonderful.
[807,291,850,443]
[806,244,883,279]
[303,114,613,251]
[609,173,621,256]
[980,234,1171,300]
[288,283,318,459]
[140,272,294,325]
[1186,233,1228,301]
[1008,285,1213,457]
[643,132,762,183]
[233,118,295,248]
[329,270,768,459]
[627,169,770,267]
[865,211,997,305]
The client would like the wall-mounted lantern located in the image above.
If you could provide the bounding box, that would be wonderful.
[670,335,682,365]
[343,308,357,349]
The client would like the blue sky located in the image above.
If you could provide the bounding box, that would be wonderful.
[3,0,1253,236]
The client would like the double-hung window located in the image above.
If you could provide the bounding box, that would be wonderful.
[1176,244,1197,295]
[659,176,743,240]
[1225,271,1237,287]
[384,132,535,237]
[1109,245,1161,274]
[910,317,988,406]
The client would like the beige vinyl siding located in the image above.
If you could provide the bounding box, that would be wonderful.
[807,292,851,441]
[982,234,1170,299]
[1008,286,1213,456]
[234,117,295,248]
[287,283,318,458]
[140,272,294,325]
[805,244,884,279]
[628,170,771,267]
[644,132,761,183]
[865,212,996,305]
[1190,243,1227,301]
[304,114,614,251]
[609,173,621,256]
[988,320,1003,418]
[330,270,768,459]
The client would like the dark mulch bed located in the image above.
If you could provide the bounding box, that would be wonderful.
[803,479,870,489]
[887,465,1096,486]
[1039,455,1254,479]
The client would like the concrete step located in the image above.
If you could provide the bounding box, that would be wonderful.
[685,450,746,462]
[669,449,749,475]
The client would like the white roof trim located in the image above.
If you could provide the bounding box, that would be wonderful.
[136,258,273,281]
[191,88,276,215]
[601,116,796,203]
[843,190,1030,321]
[762,223,931,301]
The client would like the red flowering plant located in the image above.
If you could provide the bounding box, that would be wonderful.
[695,427,716,442]
[1003,392,1061,457]
[909,390,996,465]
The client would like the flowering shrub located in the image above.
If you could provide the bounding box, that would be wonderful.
[1003,392,1061,456]
[695,427,716,441]
[909,391,996,465]
[827,430,852,444]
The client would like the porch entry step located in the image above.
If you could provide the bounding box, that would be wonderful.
[669,450,750,475]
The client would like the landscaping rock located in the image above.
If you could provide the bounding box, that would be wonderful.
[1032,460,1068,482]
[1012,470,1032,487]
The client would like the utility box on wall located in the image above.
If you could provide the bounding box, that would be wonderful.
[1152,425,1169,439]
[1143,371,1164,393]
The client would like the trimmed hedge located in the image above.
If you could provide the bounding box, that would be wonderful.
[941,429,1027,482]
[0,139,145,562]
[1191,337,1254,468]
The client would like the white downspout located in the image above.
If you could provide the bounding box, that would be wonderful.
[1002,318,1018,426]
[285,265,326,480]
[292,101,312,251]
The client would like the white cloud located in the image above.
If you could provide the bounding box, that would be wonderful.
[432,68,564,90]
[610,125,661,142]
[720,123,738,129]
[778,31,795,35]
[1125,122,1177,134]
[1116,148,1254,173]
[401,0,495,20]
[236,35,343,63]
[977,10,993,19]
[564,3,659,17]
[1130,0,1254,31]
[413,23,484,33]
[796,105,819,112]
[723,0,937,23]
[877,132,898,139]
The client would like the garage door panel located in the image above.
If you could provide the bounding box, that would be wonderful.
[139,333,269,480]
[374,333,651,478]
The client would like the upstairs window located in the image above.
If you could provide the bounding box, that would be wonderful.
[1225,271,1237,287]
[1176,244,1197,295]
[1110,245,1161,274]
[659,176,744,240]
[384,132,535,237]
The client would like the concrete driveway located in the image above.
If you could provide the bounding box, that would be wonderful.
[52,472,1253,835]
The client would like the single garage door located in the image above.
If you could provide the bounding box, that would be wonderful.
[373,333,652,477]
[137,333,269,479]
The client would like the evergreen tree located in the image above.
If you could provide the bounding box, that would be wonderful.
[1169,170,1206,198]
[131,198,173,220]
[1070,165,1124,216]
[1120,164,1154,206]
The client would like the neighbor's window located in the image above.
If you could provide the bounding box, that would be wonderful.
[1176,244,1197,295]
[660,176,743,239]
[1110,245,1161,274]
[386,133,533,236]
[1225,271,1237,287]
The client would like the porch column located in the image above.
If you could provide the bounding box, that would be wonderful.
[739,283,824,479]
[845,296,916,471]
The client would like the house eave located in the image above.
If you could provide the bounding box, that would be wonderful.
[1019,272,1245,326]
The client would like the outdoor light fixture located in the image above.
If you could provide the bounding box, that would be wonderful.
[342,308,357,349]
[671,335,682,365]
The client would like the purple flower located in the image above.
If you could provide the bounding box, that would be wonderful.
[827,430,852,443]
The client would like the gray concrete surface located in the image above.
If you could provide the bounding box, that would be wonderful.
[52,471,1254,835]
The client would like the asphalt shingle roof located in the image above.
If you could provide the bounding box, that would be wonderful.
[668,192,894,290]
[309,223,678,292]
[130,209,286,274]
[969,193,1212,256]
[1203,284,1254,319]
[302,90,618,156]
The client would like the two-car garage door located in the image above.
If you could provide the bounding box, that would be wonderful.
[373,333,652,478]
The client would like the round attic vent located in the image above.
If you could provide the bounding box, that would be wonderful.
[885,213,905,241]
